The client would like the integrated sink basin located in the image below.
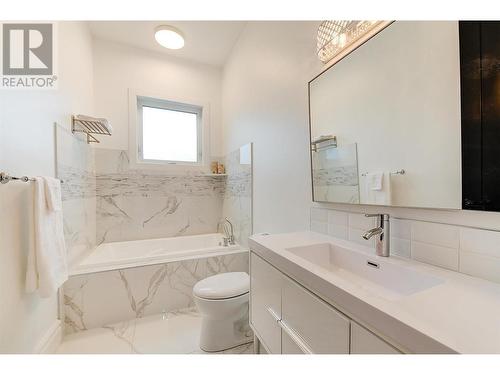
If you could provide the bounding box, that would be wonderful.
[285,243,444,299]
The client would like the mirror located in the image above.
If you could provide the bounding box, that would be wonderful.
[309,21,462,209]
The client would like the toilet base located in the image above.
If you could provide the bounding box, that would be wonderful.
[195,293,253,352]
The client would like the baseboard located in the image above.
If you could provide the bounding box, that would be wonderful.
[34,319,62,354]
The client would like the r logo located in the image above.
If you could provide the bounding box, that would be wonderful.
[2,23,53,75]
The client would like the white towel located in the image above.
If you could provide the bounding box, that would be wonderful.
[366,172,383,191]
[26,177,68,298]
[44,177,62,211]
[364,172,392,205]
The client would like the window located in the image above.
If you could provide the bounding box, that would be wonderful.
[137,96,202,164]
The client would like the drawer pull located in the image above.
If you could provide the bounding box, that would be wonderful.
[278,319,313,354]
[267,307,281,322]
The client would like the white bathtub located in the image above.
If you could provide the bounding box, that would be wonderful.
[70,233,243,276]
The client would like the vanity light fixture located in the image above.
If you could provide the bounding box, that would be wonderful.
[317,21,383,64]
[154,25,185,49]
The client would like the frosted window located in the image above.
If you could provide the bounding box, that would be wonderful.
[140,104,200,163]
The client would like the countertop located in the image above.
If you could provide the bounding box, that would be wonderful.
[248,231,500,354]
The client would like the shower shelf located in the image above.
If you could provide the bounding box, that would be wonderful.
[71,115,112,144]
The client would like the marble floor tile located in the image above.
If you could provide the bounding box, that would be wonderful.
[57,307,254,355]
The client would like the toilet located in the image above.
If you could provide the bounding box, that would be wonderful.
[193,272,252,352]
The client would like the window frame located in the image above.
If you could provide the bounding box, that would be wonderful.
[137,96,203,166]
[128,89,210,172]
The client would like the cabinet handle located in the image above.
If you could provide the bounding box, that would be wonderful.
[267,307,281,322]
[278,318,314,354]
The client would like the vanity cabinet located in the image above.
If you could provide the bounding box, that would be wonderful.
[350,322,400,354]
[281,276,350,354]
[250,252,401,354]
[250,253,283,354]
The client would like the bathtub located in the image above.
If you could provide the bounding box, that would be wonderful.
[70,233,243,276]
[64,233,248,333]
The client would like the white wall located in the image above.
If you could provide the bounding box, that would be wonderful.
[222,21,322,233]
[92,38,224,158]
[0,22,94,353]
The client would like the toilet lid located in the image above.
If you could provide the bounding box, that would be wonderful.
[193,272,249,300]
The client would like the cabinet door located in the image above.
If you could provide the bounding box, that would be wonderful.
[281,328,306,354]
[350,321,401,354]
[250,253,282,354]
[281,276,350,354]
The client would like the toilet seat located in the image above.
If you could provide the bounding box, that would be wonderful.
[193,272,249,300]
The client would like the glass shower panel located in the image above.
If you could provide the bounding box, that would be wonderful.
[312,143,360,203]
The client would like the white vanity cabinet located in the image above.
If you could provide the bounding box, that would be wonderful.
[350,322,400,354]
[250,252,283,354]
[250,252,401,354]
[281,276,350,353]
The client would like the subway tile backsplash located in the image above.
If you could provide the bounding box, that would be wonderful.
[348,213,376,230]
[328,223,348,240]
[328,210,349,226]
[390,237,411,258]
[412,221,460,249]
[411,241,459,271]
[310,207,500,284]
[460,228,500,258]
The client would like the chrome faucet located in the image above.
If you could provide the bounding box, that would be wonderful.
[362,214,390,257]
[219,218,235,247]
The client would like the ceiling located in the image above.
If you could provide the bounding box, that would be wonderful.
[88,21,247,67]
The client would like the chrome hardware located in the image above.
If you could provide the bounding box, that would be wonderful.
[218,217,236,247]
[72,115,112,144]
[362,213,390,257]
[0,172,32,184]
[267,307,313,354]
[311,135,337,152]
[278,318,314,354]
[361,169,405,177]
[0,172,64,185]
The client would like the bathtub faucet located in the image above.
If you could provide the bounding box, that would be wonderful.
[219,218,235,246]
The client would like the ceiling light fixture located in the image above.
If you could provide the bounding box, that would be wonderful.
[317,21,382,63]
[154,25,185,50]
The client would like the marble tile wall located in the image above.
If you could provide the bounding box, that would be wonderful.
[63,252,248,333]
[221,144,253,248]
[57,141,253,335]
[94,149,226,244]
[311,207,500,284]
[56,126,97,266]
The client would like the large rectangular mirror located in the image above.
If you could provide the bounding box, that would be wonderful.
[309,21,462,209]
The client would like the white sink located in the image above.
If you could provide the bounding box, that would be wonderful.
[285,243,443,299]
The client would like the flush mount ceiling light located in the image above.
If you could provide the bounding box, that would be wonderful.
[154,25,185,49]
[317,21,382,64]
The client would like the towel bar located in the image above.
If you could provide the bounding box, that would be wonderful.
[0,172,63,184]
[71,115,112,144]
[361,169,405,177]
